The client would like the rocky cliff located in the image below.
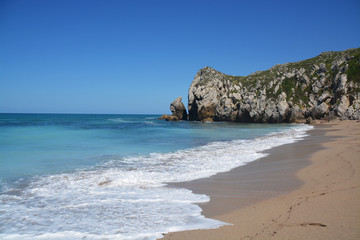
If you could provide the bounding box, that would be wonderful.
[188,48,360,123]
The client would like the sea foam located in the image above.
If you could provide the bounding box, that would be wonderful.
[0,124,313,240]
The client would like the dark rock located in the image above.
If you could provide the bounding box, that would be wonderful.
[159,114,180,121]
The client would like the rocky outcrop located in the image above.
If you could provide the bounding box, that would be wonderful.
[159,114,181,121]
[160,97,187,121]
[170,97,187,120]
[188,48,360,123]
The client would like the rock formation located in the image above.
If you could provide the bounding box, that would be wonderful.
[188,48,360,123]
[159,114,181,121]
[170,97,187,120]
[159,97,187,121]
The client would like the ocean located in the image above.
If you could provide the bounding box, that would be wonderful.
[0,113,313,240]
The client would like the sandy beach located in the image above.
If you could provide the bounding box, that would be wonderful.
[161,120,360,240]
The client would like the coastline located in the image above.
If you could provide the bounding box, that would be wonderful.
[161,120,360,240]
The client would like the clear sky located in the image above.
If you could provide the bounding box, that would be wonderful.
[1,0,359,114]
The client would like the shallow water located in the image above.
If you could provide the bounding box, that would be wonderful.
[0,113,313,240]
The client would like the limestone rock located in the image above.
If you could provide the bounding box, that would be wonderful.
[277,93,290,120]
[160,97,188,121]
[188,67,227,121]
[312,80,323,93]
[289,105,305,123]
[335,95,350,118]
[318,91,331,103]
[311,102,329,119]
[170,97,187,120]
[319,63,327,72]
[185,48,360,123]
[334,74,347,97]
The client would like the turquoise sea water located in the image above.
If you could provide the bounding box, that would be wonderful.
[0,113,312,240]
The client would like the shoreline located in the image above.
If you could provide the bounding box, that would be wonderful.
[161,120,360,239]
[167,124,326,218]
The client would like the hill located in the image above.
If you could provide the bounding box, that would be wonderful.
[187,48,360,123]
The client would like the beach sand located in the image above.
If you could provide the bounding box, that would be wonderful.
[161,120,360,240]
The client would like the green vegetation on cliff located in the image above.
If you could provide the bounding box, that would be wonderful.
[189,48,360,123]
[216,48,360,105]
[347,51,360,83]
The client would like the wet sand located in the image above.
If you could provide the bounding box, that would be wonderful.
[160,120,360,240]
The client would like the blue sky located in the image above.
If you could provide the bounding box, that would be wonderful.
[1,0,359,114]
